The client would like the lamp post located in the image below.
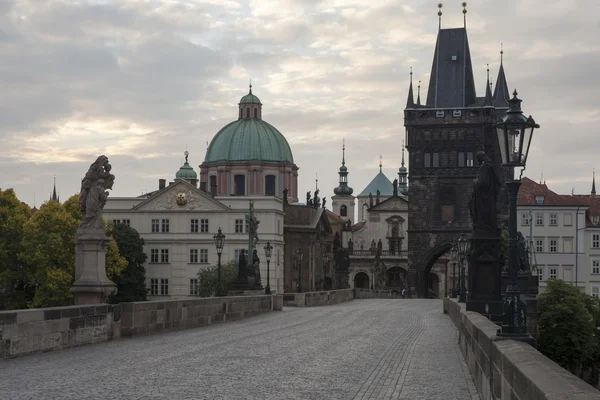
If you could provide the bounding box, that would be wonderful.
[264,241,273,295]
[495,90,539,338]
[457,232,470,303]
[213,227,226,297]
[296,247,304,293]
[450,245,458,297]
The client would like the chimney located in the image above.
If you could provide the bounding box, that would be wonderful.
[159,179,166,190]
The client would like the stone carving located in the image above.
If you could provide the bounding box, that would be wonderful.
[250,249,262,288]
[139,187,222,211]
[322,197,326,209]
[313,189,321,208]
[306,191,312,205]
[246,201,260,252]
[392,179,398,196]
[79,155,114,229]
[469,151,500,234]
[176,192,187,206]
[348,238,354,253]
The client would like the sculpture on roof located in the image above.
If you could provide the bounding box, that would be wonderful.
[313,189,321,208]
[376,189,381,204]
[393,178,398,196]
[322,197,327,209]
[79,155,115,229]
[306,191,312,206]
[469,151,500,234]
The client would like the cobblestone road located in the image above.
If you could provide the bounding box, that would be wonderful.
[0,299,480,400]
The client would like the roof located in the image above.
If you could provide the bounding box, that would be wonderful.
[175,161,197,180]
[203,118,294,164]
[572,194,600,227]
[350,221,366,232]
[240,92,261,104]
[284,205,332,233]
[426,28,477,108]
[358,171,394,197]
[493,62,510,108]
[517,177,587,207]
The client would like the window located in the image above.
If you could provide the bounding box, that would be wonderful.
[466,152,474,167]
[535,239,544,253]
[549,213,557,226]
[254,108,257,118]
[593,287,600,298]
[340,205,347,217]
[265,175,276,196]
[190,249,198,263]
[549,267,557,280]
[537,267,543,281]
[200,219,209,233]
[246,108,250,118]
[432,153,440,167]
[521,213,530,226]
[592,259,600,275]
[190,279,199,295]
[234,174,245,196]
[593,234,600,249]
[191,219,199,233]
[424,153,431,168]
[209,175,217,195]
[535,196,544,205]
[549,239,557,253]
[152,219,160,233]
[160,249,169,263]
[160,278,169,295]
[458,152,465,167]
[564,213,573,226]
[112,219,131,226]
[235,219,244,233]
[563,238,573,253]
[150,278,159,295]
[535,213,544,226]
[161,219,170,232]
[150,249,159,263]
[200,249,208,263]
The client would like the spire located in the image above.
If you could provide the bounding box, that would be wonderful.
[493,44,510,107]
[438,3,443,30]
[342,138,346,166]
[398,141,408,195]
[462,2,467,28]
[249,79,252,94]
[51,176,58,202]
[401,145,405,168]
[592,169,596,196]
[334,140,354,196]
[379,155,383,172]
[406,68,415,108]
[484,64,493,106]
[416,80,421,105]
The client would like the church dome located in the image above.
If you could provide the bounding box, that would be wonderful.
[176,151,198,180]
[239,92,261,104]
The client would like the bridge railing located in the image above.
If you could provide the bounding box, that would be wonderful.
[349,250,408,257]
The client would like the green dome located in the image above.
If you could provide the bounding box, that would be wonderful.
[240,93,261,104]
[204,119,294,164]
[176,162,197,180]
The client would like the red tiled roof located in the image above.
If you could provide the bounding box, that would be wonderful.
[351,221,366,232]
[517,177,586,207]
[573,194,600,227]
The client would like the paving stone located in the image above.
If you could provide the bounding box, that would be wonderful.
[0,299,479,400]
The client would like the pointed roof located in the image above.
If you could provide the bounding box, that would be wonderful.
[426,28,477,108]
[493,50,510,108]
[334,141,353,196]
[592,170,596,196]
[484,65,493,106]
[416,80,421,105]
[50,176,58,202]
[358,171,394,197]
[406,69,415,108]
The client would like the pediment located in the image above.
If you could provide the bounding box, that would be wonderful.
[370,196,408,211]
[132,181,229,212]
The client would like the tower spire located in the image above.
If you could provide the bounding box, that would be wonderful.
[484,64,493,106]
[438,3,443,30]
[379,155,383,172]
[51,175,58,202]
[249,79,252,94]
[334,139,353,197]
[493,44,510,107]
[406,68,415,108]
[342,139,346,166]
[592,169,596,196]
[416,80,421,105]
[462,2,467,28]
[398,140,408,195]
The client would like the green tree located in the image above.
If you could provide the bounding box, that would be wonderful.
[197,260,238,297]
[108,223,148,303]
[105,239,128,282]
[537,279,597,373]
[0,189,32,310]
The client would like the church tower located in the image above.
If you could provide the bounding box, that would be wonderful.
[331,141,355,224]
[403,4,511,297]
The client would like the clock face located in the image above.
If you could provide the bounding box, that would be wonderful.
[176,192,187,206]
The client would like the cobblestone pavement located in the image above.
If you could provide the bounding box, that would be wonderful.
[0,299,480,400]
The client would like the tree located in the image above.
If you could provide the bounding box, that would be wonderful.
[0,189,32,310]
[197,261,238,297]
[537,279,597,373]
[108,223,148,303]
[105,239,128,282]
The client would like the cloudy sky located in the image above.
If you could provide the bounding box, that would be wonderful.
[1,0,598,207]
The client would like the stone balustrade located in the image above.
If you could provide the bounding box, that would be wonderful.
[283,289,355,307]
[444,298,600,399]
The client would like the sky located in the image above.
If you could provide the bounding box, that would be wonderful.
[1,0,599,207]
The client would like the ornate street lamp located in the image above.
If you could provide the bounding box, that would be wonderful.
[457,232,470,303]
[264,241,273,295]
[213,227,226,297]
[296,247,304,293]
[496,90,539,338]
[450,245,458,297]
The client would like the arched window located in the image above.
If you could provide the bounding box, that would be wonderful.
[340,205,348,217]
[254,108,258,118]
[234,175,245,196]
[265,175,276,196]
[209,175,217,196]
[362,203,369,220]
[391,223,399,237]
[246,108,250,118]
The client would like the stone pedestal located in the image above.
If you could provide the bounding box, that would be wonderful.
[70,227,117,305]
[466,234,503,322]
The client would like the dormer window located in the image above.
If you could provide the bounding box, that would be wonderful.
[592,215,600,225]
[535,196,544,205]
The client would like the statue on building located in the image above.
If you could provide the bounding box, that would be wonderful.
[79,155,115,229]
[517,232,530,271]
[246,200,260,256]
[348,238,354,253]
[313,189,321,208]
[322,197,327,209]
[377,238,383,253]
[376,189,381,205]
[468,151,500,234]
[370,239,377,254]
[306,191,312,205]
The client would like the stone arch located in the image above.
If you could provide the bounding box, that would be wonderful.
[385,266,407,291]
[354,272,370,289]
[414,241,453,298]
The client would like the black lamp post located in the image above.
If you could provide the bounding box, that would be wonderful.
[496,90,539,338]
[296,247,304,293]
[457,232,470,303]
[450,245,458,297]
[264,241,273,295]
[213,227,226,297]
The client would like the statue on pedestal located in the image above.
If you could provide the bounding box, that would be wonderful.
[469,151,500,235]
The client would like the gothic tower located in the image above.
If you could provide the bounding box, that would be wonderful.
[331,141,355,224]
[404,7,510,297]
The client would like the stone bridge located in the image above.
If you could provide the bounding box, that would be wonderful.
[0,291,598,399]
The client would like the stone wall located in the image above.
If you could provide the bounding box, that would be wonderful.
[283,289,354,307]
[354,289,402,299]
[0,304,121,359]
[444,298,600,399]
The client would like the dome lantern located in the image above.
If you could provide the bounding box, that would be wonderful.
[176,150,199,187]
[238,82,262,120]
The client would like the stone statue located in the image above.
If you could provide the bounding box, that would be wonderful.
[252,249,261,285]
[376,189,381,204]
[79,155,114,229]
[237,249,247,280]
[313,189,321,208]
[322,197,327,209]
[370,239,377,254]
[517,232,530,271]
[348,238,354,253]
[246,201,260,256]
[283,188,289,205]
[468,151,500,234]
[306,191,311,205]
[333,231,341,252]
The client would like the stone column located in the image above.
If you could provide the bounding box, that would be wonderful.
[71,227,117,305]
